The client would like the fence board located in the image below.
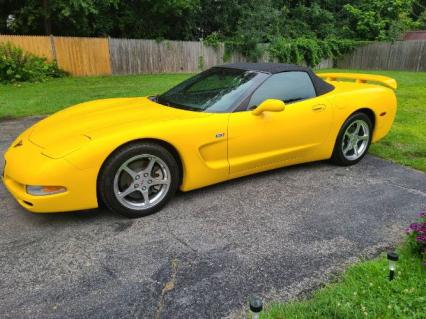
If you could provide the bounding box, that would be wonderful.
[53,36,111,76]
[417,41,426,71]
[0,35,53,60]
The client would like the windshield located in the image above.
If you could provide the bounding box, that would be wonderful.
[157,68,264,112]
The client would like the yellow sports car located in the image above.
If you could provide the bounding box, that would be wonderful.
[2,63,397,218]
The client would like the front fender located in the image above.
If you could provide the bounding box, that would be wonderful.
[65,114,230,192]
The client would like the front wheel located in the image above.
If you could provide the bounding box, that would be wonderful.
[331,112,373,166]
[98,143,180,218]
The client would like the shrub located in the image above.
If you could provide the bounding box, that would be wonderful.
[268,37,359,67]
[219,37,360,66]
[405,211,426,267]
[0,42,67,84]
[204,32,221,49]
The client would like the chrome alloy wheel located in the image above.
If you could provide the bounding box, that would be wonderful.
[113,154,171,210]
[341,119,370,161]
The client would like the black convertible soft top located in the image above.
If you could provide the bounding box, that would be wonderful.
[217,62,334,96]
[218,62,308,74]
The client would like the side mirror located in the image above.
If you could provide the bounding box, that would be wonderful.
[251,99,285,116]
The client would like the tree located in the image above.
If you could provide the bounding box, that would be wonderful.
[0,0,421,41]
[343,0,417,40]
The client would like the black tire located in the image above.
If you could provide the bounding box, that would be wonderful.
[331,112,373,166]
[98,142,180,218]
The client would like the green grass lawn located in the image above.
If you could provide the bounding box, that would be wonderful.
[0,73,192,118]
[260,242,426,319]
[0,70,424,171]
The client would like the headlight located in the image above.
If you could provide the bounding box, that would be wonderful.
[26,185,67,196]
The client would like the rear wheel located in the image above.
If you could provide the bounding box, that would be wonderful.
[331,112,373,166]
[99,143,180,218]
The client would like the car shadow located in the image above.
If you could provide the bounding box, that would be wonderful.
[22,159,334,223]
[180,159,333,196]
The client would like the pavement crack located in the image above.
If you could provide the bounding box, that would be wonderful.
[171,232,197,252]
[165,221,197,253]
[155,258,178,319]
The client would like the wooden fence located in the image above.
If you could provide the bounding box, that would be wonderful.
[109,39,225,74]
[337,40,426,71]
[0,35,54,60]
[53,37,111,76]
[0,35,111,76]
[0,35,425,76]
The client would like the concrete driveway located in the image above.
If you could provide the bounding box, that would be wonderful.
[0,117,425,318]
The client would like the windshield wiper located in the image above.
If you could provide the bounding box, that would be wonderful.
[149,95,159,102]
[156,95,171,107]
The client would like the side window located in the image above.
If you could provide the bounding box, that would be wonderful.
[248,71,316,109]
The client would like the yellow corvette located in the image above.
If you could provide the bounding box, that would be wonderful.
[2,63,397,218]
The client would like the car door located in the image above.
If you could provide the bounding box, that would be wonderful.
[227,71,333,175]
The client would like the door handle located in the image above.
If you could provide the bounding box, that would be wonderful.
[312,104,326,112]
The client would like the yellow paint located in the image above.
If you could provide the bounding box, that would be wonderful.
[251,99,285,116]
[318,73,397,90]
[2,74,397,213]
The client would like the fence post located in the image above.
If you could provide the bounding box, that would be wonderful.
[107,36,113,75]
[416,41,424,72]
[49,34,57,61]
[386,42,392,70]
[200,39,205,71]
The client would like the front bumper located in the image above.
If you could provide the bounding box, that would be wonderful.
[2,138,99,213]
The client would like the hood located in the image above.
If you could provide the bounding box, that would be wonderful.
[28,97,206,158]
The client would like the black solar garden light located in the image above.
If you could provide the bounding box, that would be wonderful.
[387,251,399,281]
[249,295,263,319]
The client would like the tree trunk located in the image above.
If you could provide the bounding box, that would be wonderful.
[42,0,52,35]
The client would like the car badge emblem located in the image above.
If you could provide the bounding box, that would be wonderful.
[215,133,225,138]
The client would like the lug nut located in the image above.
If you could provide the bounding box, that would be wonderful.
[142,186,147,190]
[148,180,152,184]
[144,173,148,177]
[134,184,139,188]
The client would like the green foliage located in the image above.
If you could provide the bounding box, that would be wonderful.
[267,38,359,67]
[2,0,423,43]
[229,0,278,61]
[277,3,337,39]
[197,55,204,71]
[2,0,199,39]
[223,38,265,62]
[203,32,221,49]
[223,42,233,63]
[0,42,67,83]
[417,9,426,29]
[343,0,418,41]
